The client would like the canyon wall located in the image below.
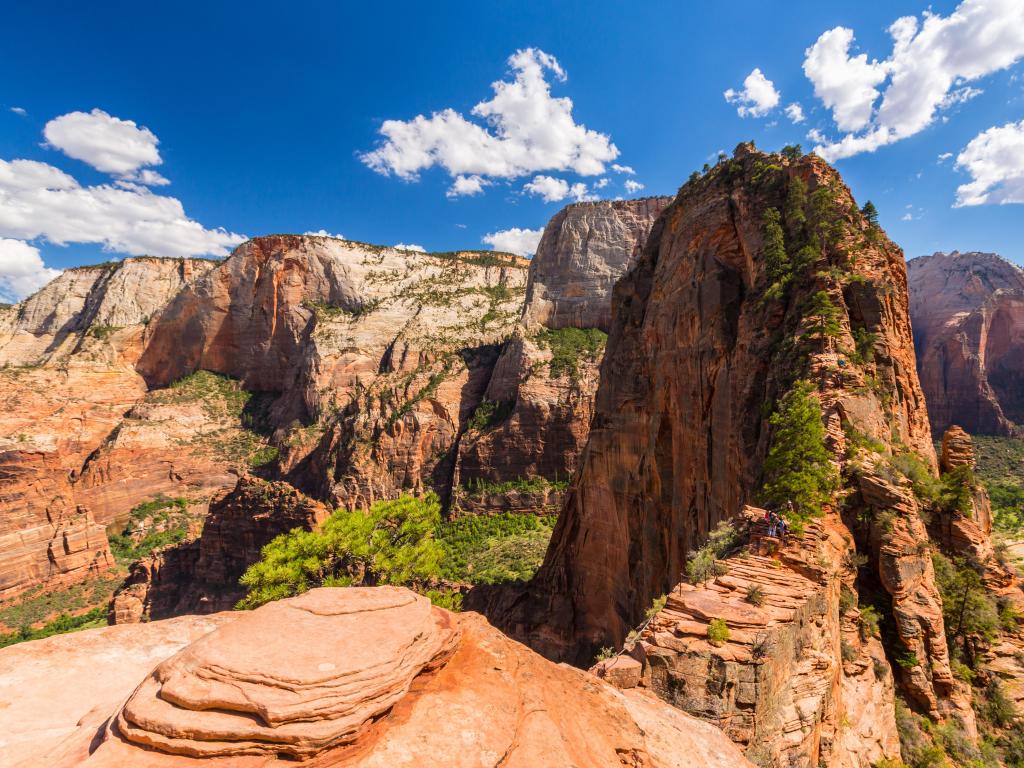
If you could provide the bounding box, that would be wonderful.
[908,251,1024,436]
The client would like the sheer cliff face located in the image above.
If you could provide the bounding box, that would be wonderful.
[484,147,971,740]
[452,198,671,514]
[908,251,1024,436]
[522,197,673,332]
[0,258,215,599]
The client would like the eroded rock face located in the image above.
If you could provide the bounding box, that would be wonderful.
[522,197,673,332]
[111,476,330,622]
[452,198,670,514]
[12,587,753,768]
[909,252,1024,436]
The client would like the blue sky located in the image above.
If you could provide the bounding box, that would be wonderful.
[1,0,1022,300]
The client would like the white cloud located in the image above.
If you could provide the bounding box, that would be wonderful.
[0,239,61,302]
[0,157,245,257]
[954,119,1024,206]
[938,151,954,162]
[807,128,827,144]
[481,226,543,256]
[10,107,26,117]
[305,229,346,239]
[724,68,781,117]
[803,28,887,132]
[611,164,635,174]
[593,178,609,189]
[446,174,489,198]
[808,0,1024,162]
[902,212,914,220]
[624,179,645,193]
[360,48,619,191]
[523,175,596,202]
[394,243,426,252]
[785,103,806,123]
[43,109,162,176]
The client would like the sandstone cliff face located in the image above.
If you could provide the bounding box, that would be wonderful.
[0,259,229,600]
[111,476,329,622]
[452,198,670,514]
[522,197,672,332]
[4,587,753,768]
[909,252,1024,436]
[469,146,974,763]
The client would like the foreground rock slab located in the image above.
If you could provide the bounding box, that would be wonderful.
[11,586,752,768]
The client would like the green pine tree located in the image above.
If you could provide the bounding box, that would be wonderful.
[805,290,843,349]
[762,208,789,285]
[761,380,839,517]
[860,200,879,227]
[784,177,808,234]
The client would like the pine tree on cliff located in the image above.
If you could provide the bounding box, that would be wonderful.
[761,380,839,517]
[805,290,842,351]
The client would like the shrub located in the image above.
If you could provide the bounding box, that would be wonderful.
[859,605,882,639]
[804,291,843,345]
[761,380,839,517]
[889,453,942,506]
[437,513,556,585]
[466,399,514,432]
[762,208,790,286]
[595,646,616,663]
[746,585,766,606]
[238,494,444,609]
[841,639,858,662]
[533,327,607,381]
[708,619,730,646]
[645,594,668,620]
[686,520,738,584]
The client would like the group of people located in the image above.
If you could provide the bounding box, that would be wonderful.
[764,501,793,542]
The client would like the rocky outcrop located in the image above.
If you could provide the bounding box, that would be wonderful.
[9,586,754,768]
[604,508,901,768]
[522,197,672,332]
[909,251,1024,436]
[452,198,670,513]
[111,476,329,622]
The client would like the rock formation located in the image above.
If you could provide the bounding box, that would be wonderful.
[5,586,753,768]
[469,145,979,762]
[908,251,1024,436]
[111,476,329,622]
[0,258,215,600]
[452,197,671,514]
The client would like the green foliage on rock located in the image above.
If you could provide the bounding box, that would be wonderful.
[686,519,738,583]
[707,618,730,646]
[533,327,607,381]
[0,607,107,649]
[972,436,1024,531]
[107,495,195,565]
[466,398,514,433]
[804,290,843,344]
[762,207,790,286]
[437,513,556,585]
[761,380,839,517]
[238,494,444,609]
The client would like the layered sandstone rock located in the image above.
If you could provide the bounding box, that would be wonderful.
[452,198,670,513]
[111,476,329,622]
[522,197,672,332]
[909,251,1024,436]
[10,587,753,768]
[605,508,901,768]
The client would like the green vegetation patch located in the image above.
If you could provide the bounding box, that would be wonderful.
[461,475,568,496]
[237,496,558,611]
[0,574,122,635]
[972,435,1024,531]
[107,495,197,566]
[465,398,514,433]
[0,607,107,649]
[437,513,556,584]
[533,327,607,381]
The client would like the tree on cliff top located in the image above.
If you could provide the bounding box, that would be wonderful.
[761,380,839,518]
[238,494,443,609]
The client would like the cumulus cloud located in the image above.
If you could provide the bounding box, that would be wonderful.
[0,157,245,257]
[481,226,543,256]
[954,119,1024,206]
[10,107,26,116]
[305,229,346,239]
[593,178,609,189]
[938,152,954,162]
[611,164,635,174]
[44,109,162,176]
[446,174,489,198]
[394,243,426,252]
[785,103,806,123]
[0,238,61,302]
[523,175,596,202]
[360,48,619,191]
[724,68,781,117]
[624,179,645,193]
[807,0,1024,161]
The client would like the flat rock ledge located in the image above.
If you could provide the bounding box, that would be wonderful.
[115,587,459,759]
